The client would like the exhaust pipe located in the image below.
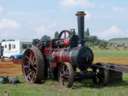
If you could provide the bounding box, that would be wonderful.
[76,11,86,46]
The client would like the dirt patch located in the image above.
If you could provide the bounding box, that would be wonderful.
[0,61,22,76]
[0,57,128,76]
[94,57,128,65]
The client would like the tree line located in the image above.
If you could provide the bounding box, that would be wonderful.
[32,28,128,50]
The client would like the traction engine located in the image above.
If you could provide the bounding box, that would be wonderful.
[22,11,109,88]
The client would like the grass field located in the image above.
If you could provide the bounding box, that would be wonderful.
[0,75,128,96]
[0,49,128,96]
[94,49,128,64]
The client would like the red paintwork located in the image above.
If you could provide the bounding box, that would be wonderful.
[42,42,72,68]
[63,39,70,47]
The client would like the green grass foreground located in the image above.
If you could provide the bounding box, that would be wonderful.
[0,74,128,96]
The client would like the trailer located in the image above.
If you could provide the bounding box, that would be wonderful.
[1,40,32,59]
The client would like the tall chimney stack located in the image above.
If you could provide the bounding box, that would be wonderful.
[76,11,86,46]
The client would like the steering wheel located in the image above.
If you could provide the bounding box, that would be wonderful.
[58,30,71,39]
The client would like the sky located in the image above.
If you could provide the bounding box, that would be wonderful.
[0,0,128,41]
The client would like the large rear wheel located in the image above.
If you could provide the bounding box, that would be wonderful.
[22,46,45,83]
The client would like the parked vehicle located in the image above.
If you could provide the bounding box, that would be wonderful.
[1,40,31,60]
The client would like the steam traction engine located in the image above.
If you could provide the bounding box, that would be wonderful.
[22,11,122,88]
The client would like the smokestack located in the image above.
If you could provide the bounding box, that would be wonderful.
[76,11,86,46]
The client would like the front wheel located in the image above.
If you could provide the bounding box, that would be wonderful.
[58,62,74,88]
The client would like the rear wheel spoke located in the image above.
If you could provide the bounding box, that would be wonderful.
[30,53,36,66]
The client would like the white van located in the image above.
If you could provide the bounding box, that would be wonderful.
[1,40,32,58]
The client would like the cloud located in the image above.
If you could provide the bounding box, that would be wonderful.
[60,0,95,8]
[0,19,20,30]
[112,6,126,12]
[86,12,92,20]
[35,25,45,34]
[106,26,121,33]
[97,25,128,40]
[0,18,21,40]
[34,23,57,38]
[0,6,4,14]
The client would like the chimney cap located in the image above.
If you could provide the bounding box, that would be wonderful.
[76,11,86,16]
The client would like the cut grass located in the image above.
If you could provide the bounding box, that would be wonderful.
[0,75,128,96]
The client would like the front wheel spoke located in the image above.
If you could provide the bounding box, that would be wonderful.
[60,74,65,85]
[64,75,69,79]
[63,78,68,85]
[59,65,70,85]
[62,72,69,78]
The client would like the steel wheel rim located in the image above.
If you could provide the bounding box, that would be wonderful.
[23,50,38,82]
[59,64,70,86]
